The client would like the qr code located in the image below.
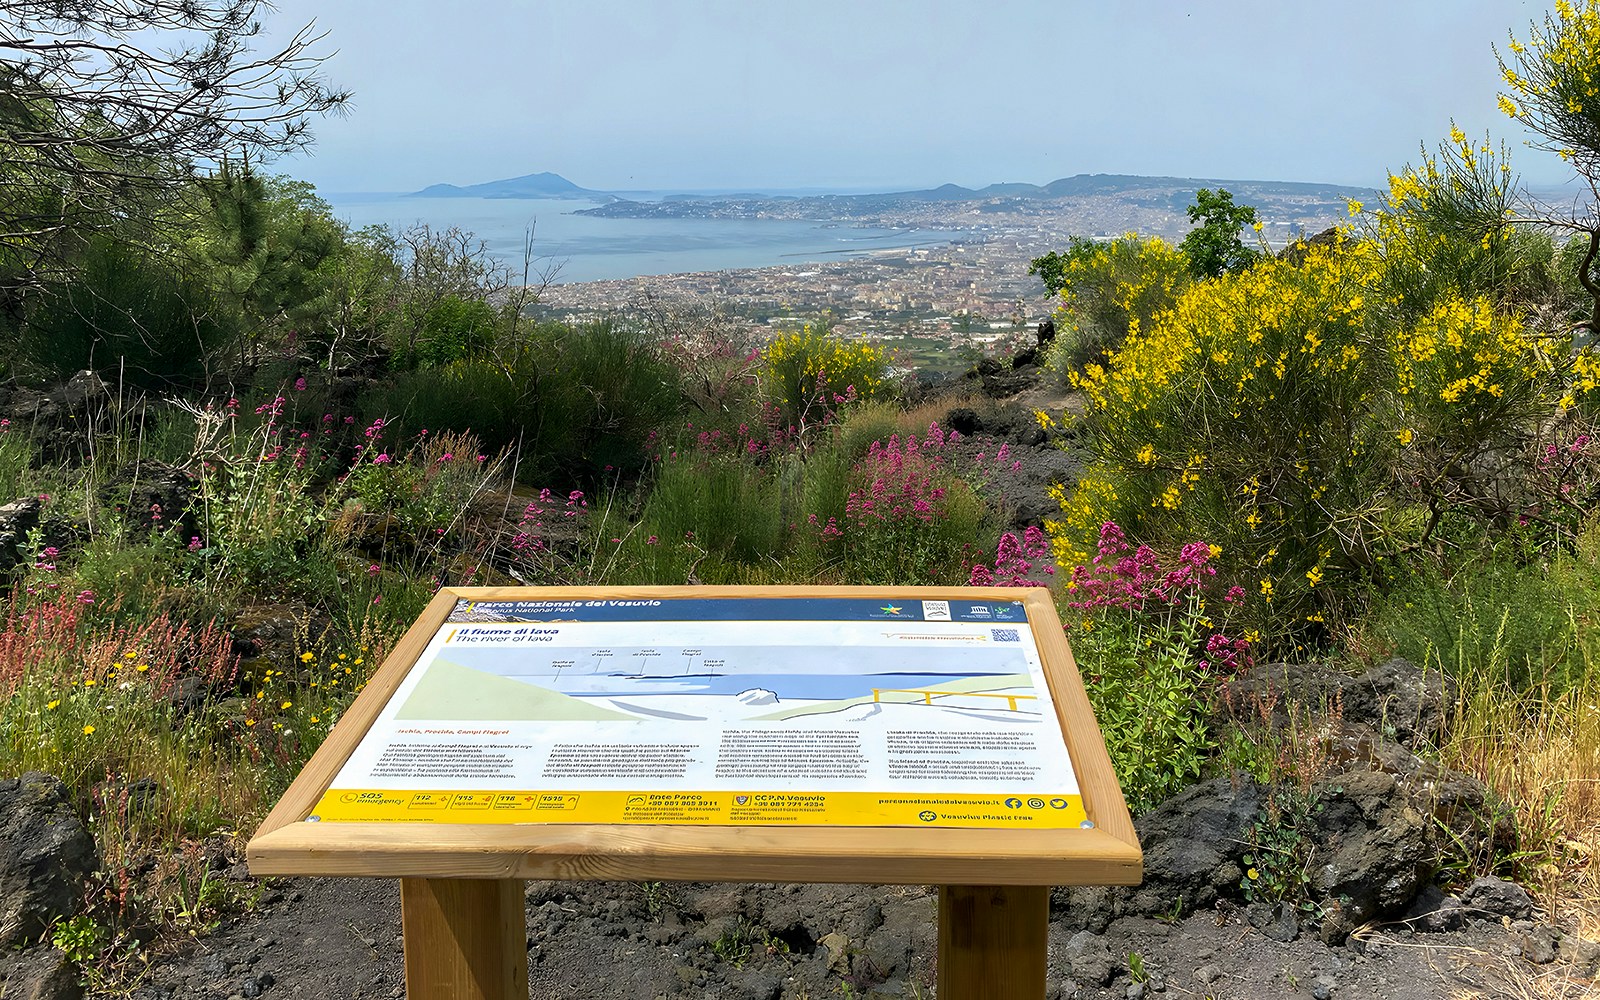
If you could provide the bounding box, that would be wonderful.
[991,628,1021,642]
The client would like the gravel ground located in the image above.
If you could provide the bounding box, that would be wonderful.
[115,874,1586,999]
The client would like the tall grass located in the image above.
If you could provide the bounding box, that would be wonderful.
[1370,521,1600,909]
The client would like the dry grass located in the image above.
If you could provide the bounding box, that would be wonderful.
[1441,663,1600,923]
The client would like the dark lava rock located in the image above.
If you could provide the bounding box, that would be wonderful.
[1343,657,1456,746]
[1127,775,1260,916]
[0,945,83,1000]
[101,461,198,537]
[1404,885,1467,932]
[1460,875,1534,920]
[230,605,305,676]
[1056,775,1259,925]
[0,372,112,460]
[0,497,41,572]
[0,773,98,947]
[1309,769,1432,924]
[1246,901,1300,942]
[1063,930,1119,986]
[1516,926,1559,964]
[945,407,983,436]
[1221,658,1454,750]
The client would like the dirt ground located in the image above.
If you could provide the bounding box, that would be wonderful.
[115,873,1588,999]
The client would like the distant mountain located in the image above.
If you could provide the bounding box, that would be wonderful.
[408,171,608,200]
[410,170,1374,211]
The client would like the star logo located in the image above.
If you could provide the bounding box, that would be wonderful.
[880,604,903,615]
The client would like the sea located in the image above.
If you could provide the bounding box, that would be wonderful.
[323,193,966,285]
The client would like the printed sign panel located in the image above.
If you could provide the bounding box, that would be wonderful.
[309,596,1084,829]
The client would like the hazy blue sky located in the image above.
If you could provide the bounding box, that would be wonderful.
[263,0,1566,194]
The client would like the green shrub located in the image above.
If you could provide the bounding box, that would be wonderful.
[1076,614,1211,815]
[398,294,498,369]
[362,319,682,484]
[1364,543,1589,692]
[20,235,234,391]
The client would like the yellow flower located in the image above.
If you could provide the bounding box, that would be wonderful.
[82,725,95,735]
[1247,867,1260,880]
[1306,566,1323,587]
[83,678,96,687]
[1397,428,1414,445]
[1208,544,1222,558]
[123,651,136,660]
[280,700,292,710]
[46,699,60,710]
[300,651,316,663]
[310,716,320,724]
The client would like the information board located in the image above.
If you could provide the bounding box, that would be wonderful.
[309,594,1085,830]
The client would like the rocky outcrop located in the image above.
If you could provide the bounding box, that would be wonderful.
[0,496,41,572]
[0,773,98,948]
[100,461,198,538]
[1219,657,1456,748]
[0,372,112,460]
[0,945,82,1000]
[1308,769,1433,940]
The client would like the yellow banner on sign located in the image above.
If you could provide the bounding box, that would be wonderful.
[307,788,1087,829]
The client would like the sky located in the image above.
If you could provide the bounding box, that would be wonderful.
[259,0,1569,195]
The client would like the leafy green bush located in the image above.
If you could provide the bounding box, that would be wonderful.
[397,294,498,369]
[1178,188,1261,279]
[1076,615,1211,814]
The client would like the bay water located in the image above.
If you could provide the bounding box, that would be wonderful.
[323,194,962,285]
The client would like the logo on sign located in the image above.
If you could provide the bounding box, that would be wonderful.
[967,605,992,618]
[735,795,750,805]
[921,600,950,621]
[919,810,938,822]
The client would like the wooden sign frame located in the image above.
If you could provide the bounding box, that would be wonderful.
[248,585,1141,999]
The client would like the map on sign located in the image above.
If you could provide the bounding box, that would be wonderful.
[310,596,1085,830]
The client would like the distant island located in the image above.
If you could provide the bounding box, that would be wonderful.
[408,171,613,201]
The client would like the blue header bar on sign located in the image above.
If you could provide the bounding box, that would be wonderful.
[446,597,1032,626]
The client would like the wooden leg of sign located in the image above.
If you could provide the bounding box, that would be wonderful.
[937,884,1049,999]
[400,878,527,1000]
